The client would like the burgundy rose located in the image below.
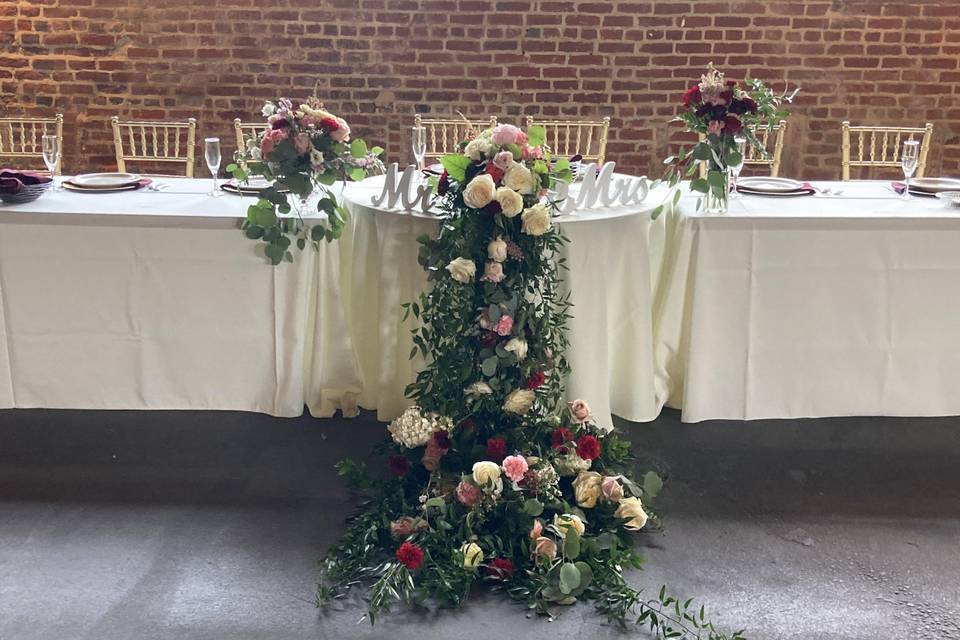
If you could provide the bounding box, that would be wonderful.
[741,97,758,113]
[724,115,743,135]
[482,200,503,216]
[551,427,574,451]
[487,557,514,580]
[485,437,507,461]
[526,371,546,389]
[479,331,499,348]
[682,85,701,108]
[438,170,450,196]
[576,434,601,461]
[319,116,340,132]
[432,430,451,450]
[485,162,505,184]
[388,454,410,477]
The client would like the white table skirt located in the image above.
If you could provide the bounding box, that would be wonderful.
[335,175,668,426]
[655,181,960,422]
[0,179,360,417]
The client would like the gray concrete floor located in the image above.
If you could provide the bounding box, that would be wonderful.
[0,408,958,640]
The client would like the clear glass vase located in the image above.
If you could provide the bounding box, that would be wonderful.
[702,166,729,215]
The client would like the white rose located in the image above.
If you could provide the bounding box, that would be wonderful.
[463,173,497,209]
[461,542,484,570]
[502,388,535,415]
[504,337,528,361]
[496,187,524,217]
[503,161,538,194]
[446,257,476,283]
[465,381,493,396]
[553,513,586,537]
[521,204,551,236]
[472,460,502,485]
[487,236,508,262]
[465,137,493,161]
[261,102,276,117]
[615,496,649,530]
[572,471,603,508]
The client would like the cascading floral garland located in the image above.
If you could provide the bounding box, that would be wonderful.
[319,123,743,639]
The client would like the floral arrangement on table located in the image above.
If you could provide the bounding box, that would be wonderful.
[228,98,384,264]
[318,123,742,639]
[654,63,796,217]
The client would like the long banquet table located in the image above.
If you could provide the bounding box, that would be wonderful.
[0,178,360,417]
[656,181,960,422]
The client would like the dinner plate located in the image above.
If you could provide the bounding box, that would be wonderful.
[221,179,287,196]
[736,187,814,198]
[909,177,960,194]
[71,172,142,189]
[62,179,148,194]
[736,177,804,193]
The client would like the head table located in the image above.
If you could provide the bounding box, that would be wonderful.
[656,181,960,422]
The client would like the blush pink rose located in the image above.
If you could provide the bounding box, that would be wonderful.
[330,117,351,142]
[260,127,289,157]
[481,261,506,283]
[456,481,482,507]
[294,132,311,154]
[569,399,591,423]
[501,454,529,482]
[493,150,514,170]
[495,315,513,336]
[491,123,521,145]
[529,518,543,539]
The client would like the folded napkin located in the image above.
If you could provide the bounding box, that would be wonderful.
[891,181,906,195]
[0,169,52,187]
[891,181,935,197]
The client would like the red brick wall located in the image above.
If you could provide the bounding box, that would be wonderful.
[2,0,959,179]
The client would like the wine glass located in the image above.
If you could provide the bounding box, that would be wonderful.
[729,136,747,198]
[204,137,222,197]
[411,126,426,174]
[901,139,919,200]
[42,134,60,191]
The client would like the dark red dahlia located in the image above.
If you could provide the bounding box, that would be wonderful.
[526,371,546,389]
[388,454,410,477]
[396,541,424,570]
[438,170,450,195]
[487,557,514,580]
[551,427,574,451]
[576,434,601,461]
[486,437,507,461]
[682,85,701,108]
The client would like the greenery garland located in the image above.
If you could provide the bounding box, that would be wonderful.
[319,123,743,638]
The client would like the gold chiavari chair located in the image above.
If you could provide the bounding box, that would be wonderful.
[111,116,197,177]
[841,121,934,181]
[698,119,788,178]
[524,116,610,165]
[234,118,264,158]
[414,114,498,164]
[0,114,64,175]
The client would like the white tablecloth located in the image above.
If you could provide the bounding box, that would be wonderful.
[655,181,960,422]
[0,179,359,416]
[336,175,668,426]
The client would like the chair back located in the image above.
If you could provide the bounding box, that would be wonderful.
[111,116,197,177]
[841,121,934,180]
[414,114,497,163]
[0,114,64,175]
[233,119,265,170]
[524,116,610,165]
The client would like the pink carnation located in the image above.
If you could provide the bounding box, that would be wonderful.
[260,127,289,157]
[491,123,522,146]
[495,315,513,336]
[456,481,482,507]
[501,455,529,482]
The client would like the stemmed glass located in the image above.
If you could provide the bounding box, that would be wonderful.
[729,136,746,198]
[411,126,426,175]
[42,134,60,191]
[205,137,222,197]
[901,139,919,201]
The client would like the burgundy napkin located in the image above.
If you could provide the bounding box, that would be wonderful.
[0,169,52,191]
[891,181,906,195]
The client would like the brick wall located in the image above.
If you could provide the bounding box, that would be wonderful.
[2,0,959,179]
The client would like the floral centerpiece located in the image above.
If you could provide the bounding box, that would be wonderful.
[656,64,796,216]
[318,123,740,638]
[228,98,383,264]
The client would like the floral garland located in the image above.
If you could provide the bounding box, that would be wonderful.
[228,98,384,264]
[319,123,742,638]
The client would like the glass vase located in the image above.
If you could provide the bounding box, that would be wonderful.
[702,166,729,215]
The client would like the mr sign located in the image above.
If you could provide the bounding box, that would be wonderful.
[552,162,649,215]
[371,163,433,214]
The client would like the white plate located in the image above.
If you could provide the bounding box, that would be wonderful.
[71,172,142,188]
[737,176,804,193]
[910,177,960,193]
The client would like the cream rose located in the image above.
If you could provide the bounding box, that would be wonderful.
[465,381,493,396]
[461,542,484,570]
[503,161,538,195]
[615,496,649,530]
[601,476,624,502]
[472,460,502,486]
[496,187,524,217]
[521,204,551,236]
[572,471,603,508]
[553,513,586,537]
[554,451,591,477]
[503,388,535,415]
[503,337,528,361]
[465,136,493,161]
[446,257,476,283]
[463,173,496,209]
[487,236,508,262]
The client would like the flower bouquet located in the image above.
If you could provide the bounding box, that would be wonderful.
[228,98,383,264]
[319,123,739,638]
[656,64,796,216]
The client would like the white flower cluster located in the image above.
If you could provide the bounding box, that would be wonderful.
[387,406,453,448]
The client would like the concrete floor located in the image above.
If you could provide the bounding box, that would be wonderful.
[0,409,958,640]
